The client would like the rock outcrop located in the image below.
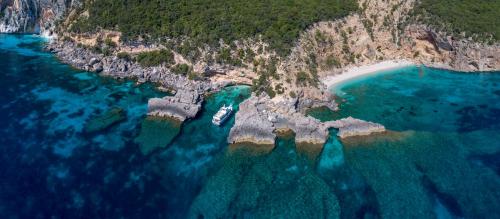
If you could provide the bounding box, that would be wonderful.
[45,41,214,92]
[324,117,386,139]
[228,95,385,146]
[0,0,80,35]
[227,96,276,145]
[147,89,202,122]
[46,40,214,123]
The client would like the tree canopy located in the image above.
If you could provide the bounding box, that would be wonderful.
[415,0,500,43]
[70,0,358,55]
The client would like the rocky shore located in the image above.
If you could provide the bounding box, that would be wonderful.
[46,40,214,122]
[147,89,202,121]
[228,95,385,146]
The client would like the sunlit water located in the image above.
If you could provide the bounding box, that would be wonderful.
[310,66,500,218]
[1,35,499,218]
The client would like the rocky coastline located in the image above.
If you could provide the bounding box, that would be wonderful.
[46,40,213,123]
[3,0,498,151]
[228,95,385,146]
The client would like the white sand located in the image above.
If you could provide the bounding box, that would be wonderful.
[322,60,414,89]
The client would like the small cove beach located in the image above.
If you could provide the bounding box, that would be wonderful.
[322,60,414,89]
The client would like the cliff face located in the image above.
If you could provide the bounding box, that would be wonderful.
[285,0,499,78]
[0,0,79,35]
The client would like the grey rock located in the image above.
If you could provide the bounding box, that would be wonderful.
[229,95,385,146]
[324,116,386,138]
[0,0,81,34]
[147,89,203,122]
[228,95,276,145]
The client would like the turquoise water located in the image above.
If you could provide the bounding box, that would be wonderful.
[1,35,499,218]
[314,66,500,218]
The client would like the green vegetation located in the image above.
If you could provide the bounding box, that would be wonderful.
[117,52,131,61]
[171,64,191,76]
[104,38,117,48]
[361,18,374,40]
[62,36,72,42]
[414,0,500,42]
[136,49,174,67]
[324,55,342,69]
[251,57,280,97]
[71,0,358,56]
[296,71,310,86]
[216,47,242,66]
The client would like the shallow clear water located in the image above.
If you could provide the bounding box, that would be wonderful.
[311,66,500,218]
[1,35,499,218]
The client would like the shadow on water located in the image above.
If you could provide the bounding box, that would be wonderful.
[468,152,500,176]
[420,174,464,218]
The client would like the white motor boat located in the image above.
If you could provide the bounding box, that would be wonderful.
[212,104,233,126]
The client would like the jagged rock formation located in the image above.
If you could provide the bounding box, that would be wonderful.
[324,117,386,138]
[0,0,80,35]
[228,95,385,146]
[227,96,276,145]
[147,90,202,122]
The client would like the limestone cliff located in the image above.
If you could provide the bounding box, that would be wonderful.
[0,0,80,35]
[286,0,499,81]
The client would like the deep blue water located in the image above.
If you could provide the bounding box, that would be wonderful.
[0,34,251,218]
[1,35,499,219]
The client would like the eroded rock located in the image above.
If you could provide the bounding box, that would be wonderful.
[228,95,385,146]
[147,89,202,122]
[325,117,386,139]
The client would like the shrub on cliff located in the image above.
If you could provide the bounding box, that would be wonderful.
[136,49,175,67]
[171,64,191,76]
[117,52,131,61]
[414,0,500,43]
[296,71,310,86]
[104,38,117,48]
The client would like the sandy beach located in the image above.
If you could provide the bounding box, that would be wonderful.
[322,60,414,89]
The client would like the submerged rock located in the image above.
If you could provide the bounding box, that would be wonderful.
[318,132,345,172]
[189,136,341,219]
[84,108,126,133]
[134,116,181,155]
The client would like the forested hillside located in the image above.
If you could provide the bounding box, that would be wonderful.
[70,0,358,55]
[414,0,500,43]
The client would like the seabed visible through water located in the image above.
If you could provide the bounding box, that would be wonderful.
[0,34,499,218]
